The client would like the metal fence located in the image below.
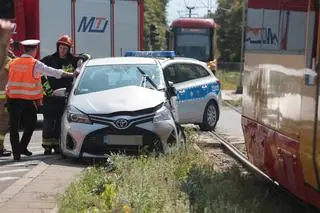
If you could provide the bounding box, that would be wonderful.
[214,62,243,92]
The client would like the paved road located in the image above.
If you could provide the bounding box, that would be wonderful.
[215,106,243,137]
[0,115,59,193]
[192,105,244,144]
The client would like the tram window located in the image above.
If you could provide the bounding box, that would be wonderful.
[0,0,14,19]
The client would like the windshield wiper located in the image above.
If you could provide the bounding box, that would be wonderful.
[136,67,158,90]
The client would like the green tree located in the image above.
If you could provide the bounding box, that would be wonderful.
[143,0,169,50]
[210,0,244,62]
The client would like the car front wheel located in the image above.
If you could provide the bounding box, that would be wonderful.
[199,101,219,131]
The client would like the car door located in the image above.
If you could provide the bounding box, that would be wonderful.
[163,62,212,124]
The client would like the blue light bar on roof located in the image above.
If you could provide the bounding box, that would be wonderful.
[124,51,176,58]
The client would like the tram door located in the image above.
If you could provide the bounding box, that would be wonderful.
[315,10,320,190]
[313,0,320,190]
[300,0,320,191]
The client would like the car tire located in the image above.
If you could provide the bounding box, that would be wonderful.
[199,101,219,131]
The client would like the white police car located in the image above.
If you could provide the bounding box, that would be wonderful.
[125,51,221,131]
[56,56,182,158]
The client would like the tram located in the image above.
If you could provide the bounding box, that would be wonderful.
[242,0,320,209]
[168,18,216,63]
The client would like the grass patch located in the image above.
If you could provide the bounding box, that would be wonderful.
[216,71,240,90]
[57,129,317,213]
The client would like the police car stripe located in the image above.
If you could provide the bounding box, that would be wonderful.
[177,82,220,102]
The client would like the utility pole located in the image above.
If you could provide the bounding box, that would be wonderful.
[236,0,246,94]
[207,0,212,15]
[186,6,195,17]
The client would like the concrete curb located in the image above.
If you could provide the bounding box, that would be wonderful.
[0,157,57,208]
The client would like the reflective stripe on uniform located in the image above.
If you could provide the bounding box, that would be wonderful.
[7,81,42,88]
[42,138,59,146]
[7,89,43,96]
[0,133,6,142]
[0,91,5,99]
[42,80,53,96]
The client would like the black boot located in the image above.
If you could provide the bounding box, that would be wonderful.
[44,148,52,155]
[53,147,60,154]
[13,154,20,160]
[0,148,12,157]
[22,149,32,156]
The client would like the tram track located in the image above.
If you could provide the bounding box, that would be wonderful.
[207,130,275,183]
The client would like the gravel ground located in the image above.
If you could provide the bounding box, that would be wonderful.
[193,128,247,173]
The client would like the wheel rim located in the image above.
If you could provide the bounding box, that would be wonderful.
[207,104,217,127]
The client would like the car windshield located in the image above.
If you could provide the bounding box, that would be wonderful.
[75,64,164,95]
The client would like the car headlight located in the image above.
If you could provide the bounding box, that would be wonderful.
[153,106,172,123]
[66,105,92,124]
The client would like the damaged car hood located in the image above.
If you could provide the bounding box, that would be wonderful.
[70,85,165,114]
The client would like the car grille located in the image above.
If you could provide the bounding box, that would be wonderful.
[88,113,154,127]
[80,126,161,155]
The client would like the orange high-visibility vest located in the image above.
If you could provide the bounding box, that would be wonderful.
[6,57,43,100]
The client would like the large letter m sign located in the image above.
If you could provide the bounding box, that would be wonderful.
[78,16,108,33]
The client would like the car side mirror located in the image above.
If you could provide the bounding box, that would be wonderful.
[51,88,67,97]
[167,81,177,97]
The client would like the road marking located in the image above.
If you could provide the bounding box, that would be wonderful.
[0,161,40,167]
[0,169,30,175]
[0,177,19,182]
[0,155,55,166]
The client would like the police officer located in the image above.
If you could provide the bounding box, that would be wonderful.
[6,39,75,160]
[40,35,89,155]
[0,38,15,157]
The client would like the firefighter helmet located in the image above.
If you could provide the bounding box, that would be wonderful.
[57,35,73,47]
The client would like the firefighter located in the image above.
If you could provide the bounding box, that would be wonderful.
[0,38,15,157]
[40,35,84,155]
[6,39,75,160]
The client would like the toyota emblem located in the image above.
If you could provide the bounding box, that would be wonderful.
[114,118,129,129]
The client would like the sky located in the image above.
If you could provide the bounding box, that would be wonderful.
[166,0,218,25]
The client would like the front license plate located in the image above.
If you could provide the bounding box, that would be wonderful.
[104,135,143,146]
